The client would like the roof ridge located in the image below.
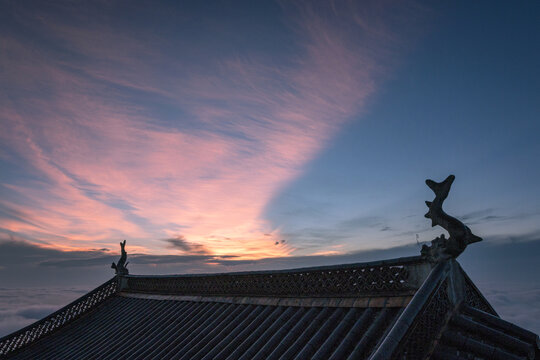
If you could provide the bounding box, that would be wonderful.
[124,255,426,278]
[369,260,450,360]
[119,257,431,298]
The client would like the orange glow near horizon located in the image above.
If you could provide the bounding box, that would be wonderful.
[0,1,415,260]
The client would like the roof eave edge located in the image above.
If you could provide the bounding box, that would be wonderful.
[0,277,118,357]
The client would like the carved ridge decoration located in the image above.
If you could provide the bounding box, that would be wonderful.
[421,175,483,262]
[124,262,423,297]
[0,278,117,356]
[111,239,129,275]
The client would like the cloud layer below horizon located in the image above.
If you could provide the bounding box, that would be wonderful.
[0,1,425,258]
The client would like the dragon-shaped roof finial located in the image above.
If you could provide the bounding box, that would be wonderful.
[421,175,482,262]
[111,240,129,275]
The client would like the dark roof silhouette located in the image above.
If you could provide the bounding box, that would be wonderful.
[1,255,538,359]
[2,175,539,359]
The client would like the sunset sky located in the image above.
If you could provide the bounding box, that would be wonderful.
[1,1,539,335]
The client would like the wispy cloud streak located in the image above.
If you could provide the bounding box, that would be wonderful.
[0,1,426,257]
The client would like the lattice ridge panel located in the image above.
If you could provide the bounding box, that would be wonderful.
[392,278,453,360]
[124,262,425,297]
[0,278,117,356]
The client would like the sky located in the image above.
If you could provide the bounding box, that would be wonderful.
[1,0,539,335]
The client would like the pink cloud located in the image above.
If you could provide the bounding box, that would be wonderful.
[0,1,426,258]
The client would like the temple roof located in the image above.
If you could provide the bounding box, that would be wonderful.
[1,256,538,359]
[2,176,537,359]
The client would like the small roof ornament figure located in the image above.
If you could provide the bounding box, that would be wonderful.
[421,175,483,263]
[111,240,129,275]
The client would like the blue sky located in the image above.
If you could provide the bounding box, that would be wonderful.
[265,1,540,255]
[0,0,539,335]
